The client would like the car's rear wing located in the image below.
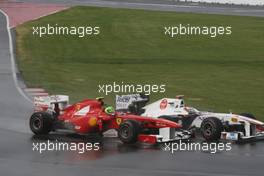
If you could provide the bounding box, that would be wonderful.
[34,95,69,112]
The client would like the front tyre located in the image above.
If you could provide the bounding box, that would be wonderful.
[118,120,141,144]
[201,117,223,141]
[30,112,53,135]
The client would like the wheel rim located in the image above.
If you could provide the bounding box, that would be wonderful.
[120,125,130,139]
[203,123,214,136]
[32,117,41,130]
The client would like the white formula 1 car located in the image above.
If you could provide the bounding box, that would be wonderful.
[116,94,264,142]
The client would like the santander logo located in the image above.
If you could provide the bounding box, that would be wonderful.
[160,99,168,110]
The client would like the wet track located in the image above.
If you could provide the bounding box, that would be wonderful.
[1,1,264,176]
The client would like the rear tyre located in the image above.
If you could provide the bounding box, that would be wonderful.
[30,112,53,135]
[201,117,223,141]
[118,120,141,144]
[239,113,256,119]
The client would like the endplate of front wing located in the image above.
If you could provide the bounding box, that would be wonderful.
[138,128,191,144]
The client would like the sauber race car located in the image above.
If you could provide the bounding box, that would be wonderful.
[29,95,191,144]
[116,94,264,142]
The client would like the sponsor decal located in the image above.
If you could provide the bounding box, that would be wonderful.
[116,94,142,110]
[50,95,60,101]
[88,117,97,127]
[226,133,239,141]
[117,96,131,103]
[160,99,168,110]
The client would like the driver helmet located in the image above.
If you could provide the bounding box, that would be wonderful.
[105,106,115,114]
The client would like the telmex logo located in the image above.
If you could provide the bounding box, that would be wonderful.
[117,96,131,103]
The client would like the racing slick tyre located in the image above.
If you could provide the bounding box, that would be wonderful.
[30,112,53,135]
[239,113,256,119]
[118,120,141,144]
[201,117,223,141]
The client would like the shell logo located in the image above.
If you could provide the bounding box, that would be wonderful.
[88,117,97,127]
[160,99,168,110]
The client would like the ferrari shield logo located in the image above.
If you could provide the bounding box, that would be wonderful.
[116,118,122,125]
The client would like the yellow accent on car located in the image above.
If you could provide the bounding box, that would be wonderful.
[116,118,122,125]
[88,117,97,126]
[231,117,238,122]
[76,104,81,111]
[96,97,104,100]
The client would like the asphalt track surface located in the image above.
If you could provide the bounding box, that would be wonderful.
[1,1,264,176]
[14,0,264,17]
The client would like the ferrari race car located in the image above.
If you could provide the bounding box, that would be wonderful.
[116,94,264,142]
[29,95,191,144]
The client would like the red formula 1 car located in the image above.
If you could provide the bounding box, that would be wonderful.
[29,95,191,144]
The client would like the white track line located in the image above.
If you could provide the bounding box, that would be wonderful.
[0,9,33,104]
[29,92,49,96]
[25,88,46,92]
